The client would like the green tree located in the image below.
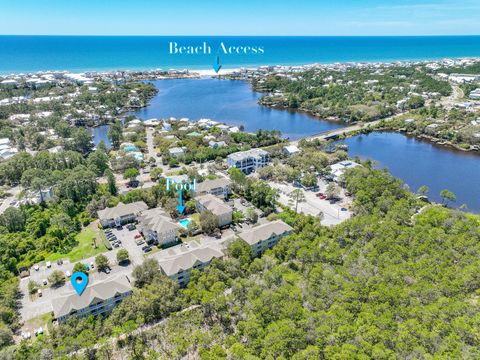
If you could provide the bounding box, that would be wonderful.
[325,182,341,200]
[95,254,109,270]
[288,189,306,213]
[106,169,118,195]
[108,120,124,149]
[0,207,25,232]
[73,262,88,274]
[417,185,429,196]
[132,258,160,288]
[124,168,139,183]
[245,207,258,224]
[440,189,456,206]
[200,210,218,235]
[116,249,130,264]
[48,270,65,287]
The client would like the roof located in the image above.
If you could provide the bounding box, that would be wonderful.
[138,208,180,234]
[238,220,293,245]
[196,178,232,193]
[155,243,224,276]
[283,145,300,154]
[169,147,184,154]
[97,201,148,221]
[51,275,132,318]
[227,148,268,162]
[196,194,232,216]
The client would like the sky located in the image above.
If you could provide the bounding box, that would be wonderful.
[0,0,479,36]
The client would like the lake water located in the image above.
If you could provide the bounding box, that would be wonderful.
[93,78,480,213]
[342,132,480,212]
[131,78,345,139]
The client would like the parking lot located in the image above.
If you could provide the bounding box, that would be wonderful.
[270,180,352,226]
[18,224,150,323]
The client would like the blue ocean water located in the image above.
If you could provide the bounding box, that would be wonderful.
[0,36,480,74]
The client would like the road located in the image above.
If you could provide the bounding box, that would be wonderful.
[291,118,384,146]
[146,127,160,163]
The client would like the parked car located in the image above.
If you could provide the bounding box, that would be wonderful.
[34,265,39,271]
[46,261,51,268]
[113,242,120,248]
[135,238,145,245]
[104,267,111,274]
[142,245,152,253]
[127,224,136,231]
[65,271,71,277]
[134,233,142,239]
[116,225,123,230]
[57,259,63,265]
[42,279,47,285]
[37,289,42,297]
[90,262,94,269]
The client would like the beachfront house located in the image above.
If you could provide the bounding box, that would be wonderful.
[227,149,270,174]
[97,201,148,228]
[195,194,232,227]
[238,220,293,256]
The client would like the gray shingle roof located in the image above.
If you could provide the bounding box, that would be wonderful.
[51,275,132,318]
[238,220,293,245]
[196,178,232,193]
[196,194,232,216]
[97,201,148,221]
[138,208,180,234]
[156,245,224,276]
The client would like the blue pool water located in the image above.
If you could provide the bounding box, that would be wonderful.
[179,219,191,229]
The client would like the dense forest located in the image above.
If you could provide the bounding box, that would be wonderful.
[6,166,480,359]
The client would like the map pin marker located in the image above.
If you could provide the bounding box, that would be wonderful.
[71,271,88,295]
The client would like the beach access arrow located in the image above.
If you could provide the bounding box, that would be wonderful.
[213,56,222,73]
[176,190,186,214]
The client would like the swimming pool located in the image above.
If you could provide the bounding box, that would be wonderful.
[179,218,191,229]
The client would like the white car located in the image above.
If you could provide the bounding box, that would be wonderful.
[42,279,47,285]
[65,270,71,277]
[34,265,39,271]
[46,261,51,268]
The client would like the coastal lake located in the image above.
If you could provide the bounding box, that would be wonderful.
[92,78,480,212]
[132,78,345,139]
[341,132,480,212]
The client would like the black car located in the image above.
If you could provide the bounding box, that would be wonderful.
[126,224,136,231]
[142,245,152,252]
[56,259,63,265]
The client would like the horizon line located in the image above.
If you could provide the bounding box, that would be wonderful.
[1,34,480,37]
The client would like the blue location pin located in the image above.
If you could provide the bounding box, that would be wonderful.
[71,272,88,295]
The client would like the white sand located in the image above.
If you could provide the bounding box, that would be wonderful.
[188,68,252,77]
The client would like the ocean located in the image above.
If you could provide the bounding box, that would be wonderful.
[1,36,480,74]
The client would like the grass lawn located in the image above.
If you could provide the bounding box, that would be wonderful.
[24,312,53,334]
[45,222,108,263]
